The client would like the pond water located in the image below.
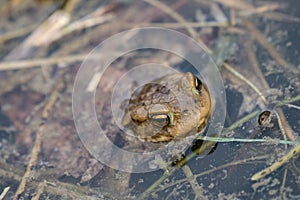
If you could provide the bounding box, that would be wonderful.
[0,0,299,199]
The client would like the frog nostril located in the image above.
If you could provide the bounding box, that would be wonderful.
[182,109,189,115]
[160,86,169,94]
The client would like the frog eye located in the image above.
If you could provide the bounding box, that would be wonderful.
[194,76,203,91]
[150,114,170,127]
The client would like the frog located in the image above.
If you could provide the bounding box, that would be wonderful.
[122,72,212,143]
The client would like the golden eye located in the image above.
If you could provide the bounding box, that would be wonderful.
[150,114,170,127]
[194,76,202,91]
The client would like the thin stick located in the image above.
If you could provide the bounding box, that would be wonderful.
[144,0,212,54]
[276,109,296,141]
[275,95,300,107]
[223,109,260,134]
[280,169,288,199]
[0,20,226,72]
[141,141,215,198]
[286,104,300,110]
[245,40,269,89]
[126,21,229,28]
[263,12,300,23]
[142,171,171,198]
[197,136,297,145]
[239,3,280,17]
[251,143,300,181]
[144,156,267,197]
[13,78,64,200]
[182,165,205,199]
[0,25,37,44]
[0,187,10,200]
[242,18,296,73]
[0,54,87,71]
[31,181,46,200]
[214,0,254,10]
[223,62,267,103]
[56,14,114,38]
[0,163,106,199]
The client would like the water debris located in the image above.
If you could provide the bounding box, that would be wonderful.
[258,110,272,127]
[251,143,300,181]
[0,187,10,200]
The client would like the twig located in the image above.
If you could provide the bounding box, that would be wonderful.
[245,40,269,89]
[62,0,78,13]
[143,0,212,54]
[31,181,46,200]
[0,187,10,200]
[213,35,236,67]
[280,169,288,199]
[4,11,70,61]
[276,109,296,141]
[0,54,87,71]
[242,18,297,73]
[239,3,280,17]
[211,3,228,23]
[0,24,37,44]
[230,9,237,26]
[44,1,117,44]
[0,161,109,199]
[182,165,205,200]
[22,11,70,47]
[140,141,215,199]
[4,0,78,61]
[274,96,298,143]
[126,21,228,28]
[262,12,300,23]
[286,104,300,110]
[197,136,298,145]
[251,143,300,181]
[13,77,65,200]
[144,156,267,197]
[275,95,300,107]
[214,0,254,10]
[223,109,260,134]
[53,14,114,41]
[223,62,267,103]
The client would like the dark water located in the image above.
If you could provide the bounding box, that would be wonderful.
[0,0,299,199]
